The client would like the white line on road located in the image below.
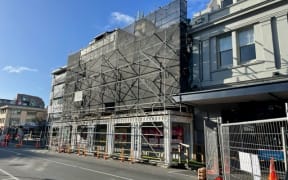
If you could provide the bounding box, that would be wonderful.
[168,169,195,177]
[43,158,134,180]
[0,148,133,180]
[0,169,19,180]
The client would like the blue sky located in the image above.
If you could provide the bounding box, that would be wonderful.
[0,0,209,106]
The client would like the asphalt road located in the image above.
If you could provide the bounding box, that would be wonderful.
[0,146,198,180]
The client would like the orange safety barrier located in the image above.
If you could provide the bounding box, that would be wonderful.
[66,145,71,153]
[15,143,22,148]
[119,148,125,162]
[77,146,86,156]
[15,135,23,148]
[103,146,109,160]
[97,146,100,159]
[198,167,206,180]
[77,145,81,155]
[83,147,87,156]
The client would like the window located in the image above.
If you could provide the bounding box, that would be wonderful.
[27,111,37,116]
[222,0,233,7]
[0,109,6,114]
[218,34,232,68]
[105,102,115,111]
[238,28,256,63]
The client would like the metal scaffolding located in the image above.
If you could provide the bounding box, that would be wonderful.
[47,0,193,166]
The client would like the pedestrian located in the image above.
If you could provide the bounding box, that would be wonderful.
[4,133,10,146]
[0,134,4,143]
[17,126,24,145]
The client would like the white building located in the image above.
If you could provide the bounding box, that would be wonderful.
[174,0,288,178]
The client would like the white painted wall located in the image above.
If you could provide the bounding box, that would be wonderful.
[190,1,288,89]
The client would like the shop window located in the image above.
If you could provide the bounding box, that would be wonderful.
[217,33,232,68]
[238,27,256,63]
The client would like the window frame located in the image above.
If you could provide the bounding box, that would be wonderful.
[238,27,256,64]
[217,33,233,68]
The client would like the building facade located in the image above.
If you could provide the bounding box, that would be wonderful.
[0,99,15,106]
[173,0,288,178]
[0,105,47,128]
[0,94,47,133]
[175,0,288,141]
[48,0,193,166]
[48,66,67,124]
[15,94,45,108]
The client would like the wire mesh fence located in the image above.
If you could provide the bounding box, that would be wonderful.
[220,117,288,180]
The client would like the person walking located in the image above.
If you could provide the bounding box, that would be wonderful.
[17,126,24,145]
[4,133,10,146]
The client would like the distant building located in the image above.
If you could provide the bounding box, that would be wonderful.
[15,94,45,108]
[0,105,47,128]
[0,94,47,130]
[0,99,15,106]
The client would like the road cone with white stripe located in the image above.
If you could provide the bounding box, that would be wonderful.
[268,157,278,180]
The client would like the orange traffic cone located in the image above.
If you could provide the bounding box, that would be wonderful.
[214,176,223,180]
[268,157,278,180]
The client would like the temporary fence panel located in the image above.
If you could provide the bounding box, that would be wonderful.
[114,123,132,157]
[76,125,88,149]
[204,120,220,180]
[141,122,165,161]
[50,127,60,149]
[220,117,288,180]
[61,126,72,147]
[93,124,108,154]
[46,111,192,166]
[171,122,191,164]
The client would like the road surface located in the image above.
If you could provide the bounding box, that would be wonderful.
[0,146,197,180]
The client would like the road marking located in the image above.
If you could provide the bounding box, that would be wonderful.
[168,169,195,177]
[0,169,19,180]
[0,148,133,180]
[42,158,134,180]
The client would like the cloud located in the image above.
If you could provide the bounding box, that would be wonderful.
[2,66,38,73]
[111,12,135,26]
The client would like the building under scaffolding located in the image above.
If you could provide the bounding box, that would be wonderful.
[48,0,193,166]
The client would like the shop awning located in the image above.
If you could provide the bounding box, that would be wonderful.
[174,80,288,105]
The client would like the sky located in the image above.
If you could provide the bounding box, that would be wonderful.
[0,0,209,107]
